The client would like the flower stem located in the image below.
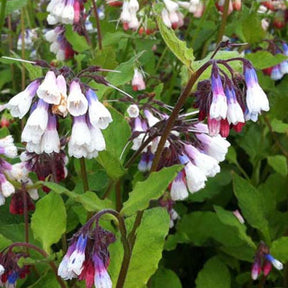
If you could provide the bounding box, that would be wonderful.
[217,0,230,43]
[80,157,89,192]
[7,242,66,288]
[151,64,209,172]
[91,0,103,50]
[117,62,209,288]
[0,0,7,38]
[22,187,29,244]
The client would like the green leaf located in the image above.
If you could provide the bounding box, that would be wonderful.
[97,151,126,180]
[0,234,12,250]
[96,106,130,179]
[267,155,288,176]
[192,51,242,86]
[27,271,61,288]
[175,211,252,249]
[270,237,288,263]
[241,13,265,44]
[150,268,182,288]
[102,32,132,47]
[124,208,170,288]
[214,206,255,249]
[233,174,270,242]
[43,182,113,212]
[195,257,231,288]
[31,192,66,253]
[121,165,183,216]
[270,119,288,134]
[65,25,90,52]
[245,51,288,70]
[156,16,194,70]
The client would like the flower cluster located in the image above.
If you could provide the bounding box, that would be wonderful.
[194,59,270,137]
[258,0,288,29]
[161,0,184,29]
[215,0,242,14]
[127,95,231,201]
[46,0,85,25]
[251,242,283,280]
[260,40,288,81]
[0,249,30,288]
[58,219,115,288]
[5,68,112,159]
[45,26,75,61]
[120,0,140,30]
[0,136,39,208]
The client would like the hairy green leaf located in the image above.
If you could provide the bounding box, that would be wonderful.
[150,268,182,288]
[31,192,66,253]
[270,237,288,262]
[196,257,231,288]
[267,155,288,176]
[121,165,183,216]
[124,208,170,288]
[157,16,194,70]
[233,174,270,242]
[245,51,288,70]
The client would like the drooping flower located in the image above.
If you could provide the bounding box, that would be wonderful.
[244,64,270,121]
[58,218,115,288]
[86,89,112,130]
[6,80,40,119]
[67,81,88,117]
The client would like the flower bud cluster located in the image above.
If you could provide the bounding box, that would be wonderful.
[0,250,30,288]
[5,68,112,159]
[251,242,283,280]
[194,59,270,137]
[58,220,115,288]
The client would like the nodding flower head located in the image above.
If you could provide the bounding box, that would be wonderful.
[0,249,31,287]
[251,242,283,280]
[58,217,115,288]
[194,59,269,136]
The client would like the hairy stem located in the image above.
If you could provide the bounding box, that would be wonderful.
[0,0,6,38]
[91,0,103,50]
[117,62,209,287]
[217,0,230,43]
[80,157,89,192]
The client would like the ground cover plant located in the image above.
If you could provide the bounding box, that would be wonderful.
[0,0,288,287]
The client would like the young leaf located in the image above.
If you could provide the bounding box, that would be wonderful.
[124,207,170,288]
[120,165,183,216]
[233,174,270,242]
[156,16,194,70]
[31,192,66,253]
[195,256,231,288]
